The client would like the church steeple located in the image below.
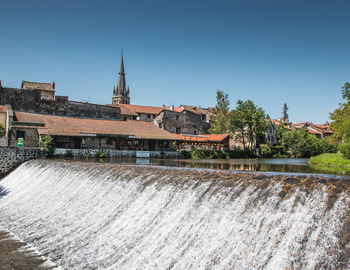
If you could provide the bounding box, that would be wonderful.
[112,50,130,105]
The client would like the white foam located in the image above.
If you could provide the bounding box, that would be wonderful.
[0,160,348,269]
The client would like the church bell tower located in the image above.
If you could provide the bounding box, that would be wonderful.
[112,50,130,105]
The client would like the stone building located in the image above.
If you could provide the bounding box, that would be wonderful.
[112,52,130,105]
[154,107,210,135]
[0,105,13,146]
[0,82,121,120]
[10,112,180,151]
[21,80,55,100]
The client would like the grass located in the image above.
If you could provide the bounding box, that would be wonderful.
[309,153,350,168]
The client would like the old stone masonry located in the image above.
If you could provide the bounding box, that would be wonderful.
[0,147,45,176]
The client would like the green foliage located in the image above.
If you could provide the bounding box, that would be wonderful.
[339,140,350,159]
[275,122,286,145]
[42,135,55,157]
[190,148,229,159]
[230,99,267,150]
[209,90,230,134]
[228,147,257,158]
[65,150,73,157]
[341,82,350,103]
[181,150,191,159]
[309,153,350,168]
[282,129,322,158]
[95,149,105,158]
[0,123,5,137]
[329,82,350,158]
[259,144,286,158]
[282,103,289,120]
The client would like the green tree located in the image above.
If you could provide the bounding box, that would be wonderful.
[209,90,230,134]
[282,103,289,121]
[330,82,350,158]
[0,123,5,137]
[341,82,350,103]
[230,100,267,150]
[41,135,55,157]
[282,129,320,158]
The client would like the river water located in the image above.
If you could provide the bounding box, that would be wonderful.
[81,157,350,176]
[0,159,349,269]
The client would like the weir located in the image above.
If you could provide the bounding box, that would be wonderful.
[0,159,349,269]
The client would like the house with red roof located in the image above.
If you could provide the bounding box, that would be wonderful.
[9,112,182,152]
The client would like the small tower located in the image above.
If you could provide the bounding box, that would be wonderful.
[112,50,131,105]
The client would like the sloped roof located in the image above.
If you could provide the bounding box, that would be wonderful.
[14,112,181,140]
[118,104,164,115]
[108,104,138,116]
[163,106,184,113]
[174,133,230,142]
[180,105,206,115]
[0,105,7,113]
[22,81,54,91]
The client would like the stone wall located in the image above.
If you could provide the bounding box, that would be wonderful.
[54,148,181,159]
[154,110,210,135]
[0,147,45,176]
[0,87,121,120]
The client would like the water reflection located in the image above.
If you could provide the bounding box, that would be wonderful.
[69,157,350,176]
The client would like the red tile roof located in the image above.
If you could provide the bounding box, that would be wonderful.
[180,105,207,115]
[0,105,7,113]
[14,112,181,140]
[174,133,230,142]
[118,104,164,115]
[108,104,138,116]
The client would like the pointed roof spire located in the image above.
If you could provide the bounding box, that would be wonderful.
[119,48,125,75]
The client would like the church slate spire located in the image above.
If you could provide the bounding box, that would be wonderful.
[112,50,130,105]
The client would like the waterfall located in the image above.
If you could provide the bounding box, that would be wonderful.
[0,159,349,269]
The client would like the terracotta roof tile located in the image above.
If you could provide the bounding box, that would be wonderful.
[180,105,206,115]
[14,112,181,140]
[174,133,230,142]
[119,104,164,115]
[0,105,7,113]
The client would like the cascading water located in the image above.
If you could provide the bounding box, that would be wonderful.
[0,159,349,269]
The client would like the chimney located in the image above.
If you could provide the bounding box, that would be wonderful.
[52,81,55,89]
[170,105,174,111]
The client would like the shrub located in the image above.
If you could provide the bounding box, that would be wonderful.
[41,135,55,157]
[339,140,350,159]
[95,149,105,158]
[65,150,73,158]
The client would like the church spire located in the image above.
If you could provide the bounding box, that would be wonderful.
[112,49,131,105]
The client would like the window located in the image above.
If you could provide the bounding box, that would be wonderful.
[123,117,127,121]
[148,114,151,118]
[194,130,197,135]
[202,115,205,121]
[176,115,179,120]
[16,131,25,139]
[176,127,181,134]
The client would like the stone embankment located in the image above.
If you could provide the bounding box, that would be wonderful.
[0,147,45,177]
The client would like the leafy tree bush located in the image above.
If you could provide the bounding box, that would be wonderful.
[282,129,322,158]
[65,150,73,157]
[339,141,350,159]
[42,135,55,157]
[95,149,105,158]
[0,123,5,137]
[190,148,229,159]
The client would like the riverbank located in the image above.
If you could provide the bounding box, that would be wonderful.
[309,153,350,170]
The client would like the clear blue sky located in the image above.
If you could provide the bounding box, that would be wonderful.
[1,0,349,124]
